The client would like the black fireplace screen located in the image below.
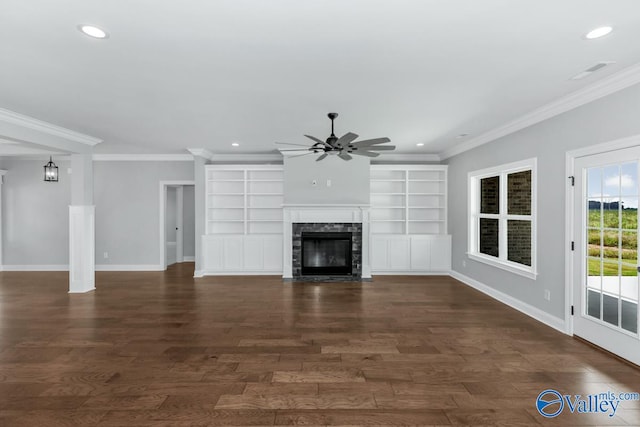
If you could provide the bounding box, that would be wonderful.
[301,232,352,276]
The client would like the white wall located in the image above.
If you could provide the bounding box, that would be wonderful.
[446,82,640,321]
[0,158,70,266]
[284,155,370,205]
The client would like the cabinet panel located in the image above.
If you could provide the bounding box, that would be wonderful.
[430,235,452,271]
[243,237,264,270]
[202,237,223,271]
[371,236,389,270]
[388,238,410,270]
[223,237,243,270]
[263,236,283,271]
[410,237,431,270]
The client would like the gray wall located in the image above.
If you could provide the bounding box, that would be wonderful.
[446,82,640,320]
[0,160,194,268]
[284,155,370,205]
[182,185,195,258]
[94,161,194,266]
[166,186,177,243]
[0,158,70,266]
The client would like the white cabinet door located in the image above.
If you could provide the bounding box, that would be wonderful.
[263,236,283,271]
[410,237,431,270]
[430,235,451,271]
[223,237,243,271]
[243,237,264,270]
[388,237,410,270]
[202,236,223,271]
[372,235,390,270]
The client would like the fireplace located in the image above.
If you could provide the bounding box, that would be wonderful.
[301,232,352,276]
[291,222,362,279]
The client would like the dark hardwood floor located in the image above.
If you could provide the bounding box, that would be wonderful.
[0,263,639,426]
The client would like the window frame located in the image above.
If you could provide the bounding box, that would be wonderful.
[468,158,538,279]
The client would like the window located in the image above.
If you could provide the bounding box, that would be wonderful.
[468,158,537,279]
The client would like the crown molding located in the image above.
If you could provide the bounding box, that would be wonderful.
[439,61,640,160]
[187,148,214,160]
[0,108,102,146]
[207,153,283,163]
[371,153,441,163]
[92,154,193,161]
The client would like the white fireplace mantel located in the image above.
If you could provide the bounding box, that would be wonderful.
[282,204,371,279]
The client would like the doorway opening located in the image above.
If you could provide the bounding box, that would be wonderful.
[160,181,195,270]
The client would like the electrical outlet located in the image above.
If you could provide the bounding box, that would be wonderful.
[103,252,109,259]
[544,289,551,301]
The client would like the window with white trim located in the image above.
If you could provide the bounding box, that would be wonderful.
[468,158,537,279]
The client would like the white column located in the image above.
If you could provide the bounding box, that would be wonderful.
[361,207,372,279]
[0,170,6,271]
[193,155,206,277]
[69,154,95,293]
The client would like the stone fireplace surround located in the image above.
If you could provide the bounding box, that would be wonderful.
[292,223,362,279]
[282,205,371,280]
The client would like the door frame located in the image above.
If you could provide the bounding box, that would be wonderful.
[159,180,195,270]
[565,133,640,336]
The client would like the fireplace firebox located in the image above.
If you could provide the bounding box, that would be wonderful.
[301,232,352,276]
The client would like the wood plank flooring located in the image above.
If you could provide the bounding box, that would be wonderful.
[0,263,639,426]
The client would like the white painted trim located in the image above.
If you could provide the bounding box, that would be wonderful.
[370,154,441,162]
[159,180,195,271]
[564,134,640,336]
[450,270,567,334]
[200,271,283,276]
[371,164,448,171]
[183,256,195,262]
[96,264,163,271]
[1,265,69,271]
[93,154,193,161]
[187,148,214,160]
[372,271,452,276]
[440,61,640,160]
[468,158,537,279]
[0,107,102,146]
[194,269,204,278]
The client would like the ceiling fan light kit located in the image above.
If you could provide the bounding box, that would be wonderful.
[276,113,395,161]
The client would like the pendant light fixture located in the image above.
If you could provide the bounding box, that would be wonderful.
[43,156,58,182]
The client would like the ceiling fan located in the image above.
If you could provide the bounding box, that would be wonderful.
[276,113,395,161]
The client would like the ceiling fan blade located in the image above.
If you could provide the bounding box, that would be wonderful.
[335,132,359,147]
[364,145,395,151]
[338,152,353,161]
[276,142,313,148]
[304,134,331,148]
[351,137,391,147]
[316,153,328,161]
[350,151,380,157]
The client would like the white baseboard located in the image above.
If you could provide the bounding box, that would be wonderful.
[193,270,204,278]
[1,265,69,271]
[199,270,283,276]
[96,264,163,271]
[183,256,195,262]
[449,270,567,334]
[372,271,452,276]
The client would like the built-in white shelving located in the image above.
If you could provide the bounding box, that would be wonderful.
[206,165,284,235]
[370,165,447,235]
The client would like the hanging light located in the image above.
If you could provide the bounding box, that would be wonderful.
[43,156,58,182]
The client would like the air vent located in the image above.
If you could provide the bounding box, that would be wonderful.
[570,61,615,80]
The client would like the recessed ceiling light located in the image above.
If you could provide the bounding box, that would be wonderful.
[78,25,109,39]
[585,26,612,39]
[231,142,240,147]
[416,143,424,147]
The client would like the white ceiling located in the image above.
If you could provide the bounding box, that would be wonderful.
[1,0,640,157]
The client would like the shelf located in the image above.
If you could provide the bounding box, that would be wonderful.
[408,179,445,182]
[372,192,406,195]
[408,220,445,222]
[247,207,283,210]
[372,220,405,222]
[208,219,244,223]
[207,192,244,196]
[371,206,406,209]
[208,179,245,182]
[371,179,406,182]
[247,179,283,182]
[247,193,283,196]
[209,207,244,210]
[408,206,445,209]
[248,220,282,223]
